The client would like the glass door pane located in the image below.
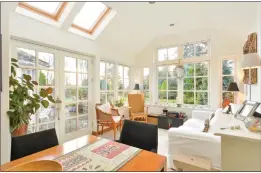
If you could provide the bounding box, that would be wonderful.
[64,56,90,139]
[14,45,57,135]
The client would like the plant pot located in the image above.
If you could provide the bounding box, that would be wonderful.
[11,124,28,137]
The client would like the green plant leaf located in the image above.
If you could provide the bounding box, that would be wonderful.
[35,104,40,111]
[40,90,48,98]
[11,66,14,73]
[11,58,18,62]
[33,94,40,100]
[11,63,19,68]
[32,81,38,85]
[23,74,31,81]
[41,100,49,108]
[47,95,55,103]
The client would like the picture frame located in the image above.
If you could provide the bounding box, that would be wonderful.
[235,100,260,121]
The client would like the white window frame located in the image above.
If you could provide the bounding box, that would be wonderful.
[220,56,237,105]
[142,67,150,103]
[157,46,179,62]
[117,64,130,104]
[99,61,115,104]
[182,61,210,106]
[183,40,209,58]
[11,43,57,135]
[156,64,179,106]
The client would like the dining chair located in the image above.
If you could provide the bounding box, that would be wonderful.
[128,93,149,123]
[95,103,122,140]
[11,128,59,161]
[116,119,158,153]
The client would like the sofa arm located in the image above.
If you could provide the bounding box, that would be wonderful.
[192,110,214,121]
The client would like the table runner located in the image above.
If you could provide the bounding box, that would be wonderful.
[54,138,141,171]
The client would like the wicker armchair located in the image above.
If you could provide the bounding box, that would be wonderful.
[128,93,149,123]
[95,104,122,140]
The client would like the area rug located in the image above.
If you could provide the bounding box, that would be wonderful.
[54,138,141,171]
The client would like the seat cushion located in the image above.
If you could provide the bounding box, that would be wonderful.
[112,116,121,123]
[183,118,205,131]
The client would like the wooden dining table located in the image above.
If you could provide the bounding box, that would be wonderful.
[1,135,167,171]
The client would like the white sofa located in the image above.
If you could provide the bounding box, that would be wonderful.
[168,108,238,170]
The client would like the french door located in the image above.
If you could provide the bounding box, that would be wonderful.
[11,40,92,143]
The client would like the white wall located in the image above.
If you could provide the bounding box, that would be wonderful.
[9,12,135,65]
[134,27,258,110]
[1,2,12,165]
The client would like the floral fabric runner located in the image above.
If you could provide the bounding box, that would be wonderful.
[54,138,141,171]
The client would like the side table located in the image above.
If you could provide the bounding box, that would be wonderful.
[158,115,188,130]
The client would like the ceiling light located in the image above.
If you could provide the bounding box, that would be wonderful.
[149,2,155,4]
[169,23,175,27]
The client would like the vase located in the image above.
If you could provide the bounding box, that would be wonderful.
[11,124,28,137]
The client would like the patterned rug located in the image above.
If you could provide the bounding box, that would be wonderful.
[54,138,141,171]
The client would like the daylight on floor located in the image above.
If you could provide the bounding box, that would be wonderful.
[1,1,261,172]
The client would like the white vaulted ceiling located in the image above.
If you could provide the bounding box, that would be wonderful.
[8,1,260,63]
[98,2,259,57]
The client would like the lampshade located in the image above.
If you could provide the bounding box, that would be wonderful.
[134,84,140,90]
[241,53,261,69]
[227,82,239,92]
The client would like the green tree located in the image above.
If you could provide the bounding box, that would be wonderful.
[39,71,46,85]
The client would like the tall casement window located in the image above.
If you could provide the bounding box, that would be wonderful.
[117,65,130,103]
[157,65,178,105]
[221,59,236,103]
[143,67,150,103]
[183,62,209,105]
[100,61,114,104]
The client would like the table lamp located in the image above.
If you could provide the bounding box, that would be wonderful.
[241,53,261,100]
[226,82,239,114]
[134,84,140,93]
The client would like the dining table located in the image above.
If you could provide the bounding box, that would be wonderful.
[1,135,167,171]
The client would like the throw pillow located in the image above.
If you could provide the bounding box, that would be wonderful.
[98,102,111,114]
[202,119,210,132]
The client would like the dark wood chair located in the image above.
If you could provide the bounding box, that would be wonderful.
[116,119,158,153]
[95,103,122,140]
[11,128,59,161]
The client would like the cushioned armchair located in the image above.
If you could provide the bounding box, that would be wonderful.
[116,120,158,153]
[128,93,149,123]
[95,103,122,140]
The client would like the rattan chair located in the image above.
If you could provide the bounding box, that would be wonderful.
[95,104,122,140]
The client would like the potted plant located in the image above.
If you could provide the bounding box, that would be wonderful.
[114,98,124,108]
[7,58,55,137]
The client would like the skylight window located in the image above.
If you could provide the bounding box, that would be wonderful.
[71,2,111,34]
[18,2,68,21]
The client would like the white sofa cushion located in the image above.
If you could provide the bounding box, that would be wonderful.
[183,119,205,131]
[192,110,214,121]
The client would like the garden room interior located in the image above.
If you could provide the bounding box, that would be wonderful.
[1,1,261,172]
